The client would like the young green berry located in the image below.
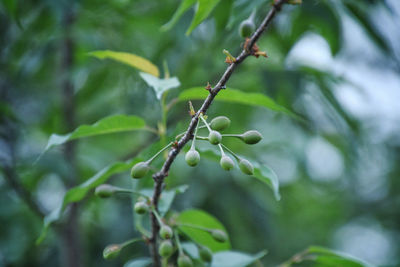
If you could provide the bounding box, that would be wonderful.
[134,201,148,214]
[103,244,121,259]
[185,149,200,167]
[95,184,115,198]
[239,19,255,38]
[239,159,254,175]
[210,116,231,131]
[240,130,263,144]
[211,229,228,243]
[159,225,173,239]
[178,254,193,267]
[199,246,213,262]
[159,240,173,258]
[208,130,222,145]
[220,155,234,171]
[130,162,150,179]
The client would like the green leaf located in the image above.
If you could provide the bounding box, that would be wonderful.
[139,72,180,100]
[186,0,222,35]
[178,87,301,120]
[211,251,267,267]
[141,185,189,216]
[251,160,280,201]
[36,157,143,245]
[89,50,160,77]
[123,257,152,267]
[307,246,373,267]
[161,0,197,31]
[198,147,280,201]
[43,114,147,153]
[177,209,230,252]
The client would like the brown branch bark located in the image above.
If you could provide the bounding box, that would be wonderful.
[148,1,288,265]
[60,7,83,267]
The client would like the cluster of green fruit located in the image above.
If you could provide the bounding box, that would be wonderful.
[95,184,227,266]
[130,114,262,179]
[185,115,262,175]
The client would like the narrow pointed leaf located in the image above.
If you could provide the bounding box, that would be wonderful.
[43,114,146,153]
[89,50,159,77]
[186,0,222,35]
[161,0,197,31]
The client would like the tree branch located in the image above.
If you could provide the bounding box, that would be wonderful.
[149,1,288,265]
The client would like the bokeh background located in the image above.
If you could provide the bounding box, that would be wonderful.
[1,0,399,266]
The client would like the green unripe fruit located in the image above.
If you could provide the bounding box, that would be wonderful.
[199,246,212,262]
[185,149,200,167]
[130,162,149,179]
[210,116,231,131]
[159,240,173,258]
[178,254,193,267]
[208,130,222,145]
[103,244,121,259]
[239,159,254,175]
[211,229,228,243]
[220,155,234,171]
[134,201,148,214]
[239,20,255,38]
[95,184,115,198]
[240,130,263,144]
[159,225,173,239]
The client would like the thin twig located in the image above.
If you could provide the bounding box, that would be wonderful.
[149,1,288,265]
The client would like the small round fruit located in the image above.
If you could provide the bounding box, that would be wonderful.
[134,201,148,214]
[208,130,222,145]
[95,184,115,198]
[185,149,200,167]
[241,130,262,144]
[210,116,231,131]
[239,20,255,38]
[130,162,149,179]
[159,225,173,239]
[239,159,254,175]
[211,229,228,243]
[220,155,234,171]
[159,240,173,258]
[199,246,212,262]
[178,254,193,267]
[103,244,121,260]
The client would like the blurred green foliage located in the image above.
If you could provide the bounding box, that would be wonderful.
[1,0,399,266]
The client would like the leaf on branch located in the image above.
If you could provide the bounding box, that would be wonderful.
[139,72,180,100]
[89,50,160,77]
[161,0,222,35]
[42,114,147,153]
[284,246,374,267]
[211,250,267,267]
[186,0,222,35]
[177,209,231,252]
[161,0,197,31]
[178,87,303,121]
